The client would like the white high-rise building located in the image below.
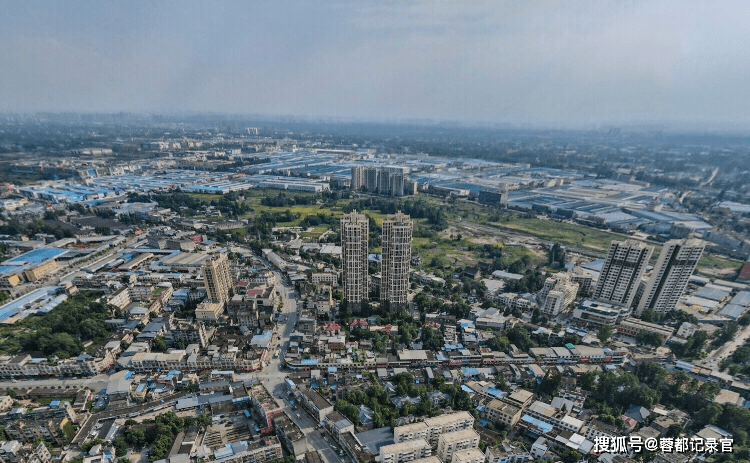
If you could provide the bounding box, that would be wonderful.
[636,238,705,314]
[381,211,413,310]
[351,166,366,191]
[594,239,653,307]
[341,211,369,311]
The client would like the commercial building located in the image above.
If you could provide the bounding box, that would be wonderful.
[23,260,58,282]
[381,211,413,310]
[594,239,653,307]
[436,429,480,463]
[617,317,675,344]
[202,253,233,305]
[341,211,369,311]
[571,300,628,329]
[478,189,507,206]
[380,439,432,463]
[636,238,705,314]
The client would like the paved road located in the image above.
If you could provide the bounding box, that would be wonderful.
[699,322,750,370]
[234,252,342,463]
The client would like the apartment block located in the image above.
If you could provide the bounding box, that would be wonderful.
[394,422,429,444]
[436,429,480,463]
[423,411,475,447]
[451,448,485,463]
[486,399,522,427]
[380,439,432,463]
[537,273,579,316]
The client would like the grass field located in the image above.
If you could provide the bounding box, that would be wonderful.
[189,189,742,277]
[489,216,625,252]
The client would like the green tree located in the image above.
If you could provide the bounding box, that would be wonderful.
[152,335,167,352]
[597,325,612,344]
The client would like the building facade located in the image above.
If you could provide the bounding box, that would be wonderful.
[202,253,234,305]
[341,211,370,311]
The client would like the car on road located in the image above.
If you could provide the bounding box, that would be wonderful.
[296,413,301,419]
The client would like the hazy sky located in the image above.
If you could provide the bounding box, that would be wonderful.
[2,1,749,126]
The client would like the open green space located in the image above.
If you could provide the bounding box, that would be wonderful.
[0,291,111,358]
[189,189,740,277]
[489,216,624,252]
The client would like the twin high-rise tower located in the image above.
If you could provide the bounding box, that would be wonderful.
[341,210,413,311]
[594,238,705,315]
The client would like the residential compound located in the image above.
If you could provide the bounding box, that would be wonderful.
[393,412,475,447]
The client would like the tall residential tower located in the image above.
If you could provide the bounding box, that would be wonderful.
[636,238,705,314]
[202,252,234,305]
[594,239,653,307]
[341,210,370,311]
[381,211,413,310]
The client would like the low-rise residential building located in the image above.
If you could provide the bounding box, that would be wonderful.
[436,429,480,463]
[250,383,283,431]
[486,399,522,427]
[380,439,432,463]
[273,413,307,456]
[450,448,485,463]
[485,443,531,463]
[212,437,282,463]
[195,301,224,321]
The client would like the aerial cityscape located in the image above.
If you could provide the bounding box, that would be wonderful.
[1,3,750,463]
